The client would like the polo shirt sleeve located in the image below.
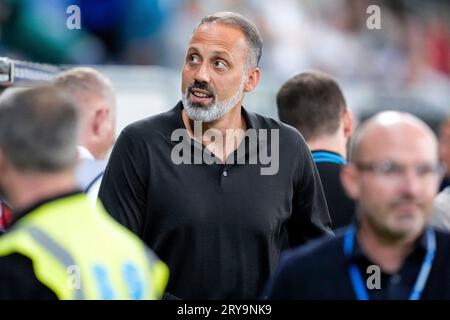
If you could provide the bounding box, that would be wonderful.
[263,249,307,300]
[98,129,149,237]
[288,136,333,246]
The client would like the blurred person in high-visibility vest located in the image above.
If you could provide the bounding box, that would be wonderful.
[0,86,168,299]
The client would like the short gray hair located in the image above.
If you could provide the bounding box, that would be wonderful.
[0,86,79,172]
[197,12,262,68]
[54,67,116,112]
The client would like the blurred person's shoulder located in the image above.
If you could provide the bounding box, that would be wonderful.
[428,228,450,281]
[279,230,345,274]
[268,230,346,298]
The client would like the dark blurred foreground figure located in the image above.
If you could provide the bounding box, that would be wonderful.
[277,71,355,229]
[99,12,332,299]
[0,86,168,299]
[265,112,450,300]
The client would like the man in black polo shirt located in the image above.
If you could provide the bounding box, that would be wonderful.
[99,12,332,299]
[277,71,355,230]
[265,111,450,300]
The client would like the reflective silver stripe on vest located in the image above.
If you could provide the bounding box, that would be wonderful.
[26,226,85,300]
[144,247,160,298]
[144,247,157,267]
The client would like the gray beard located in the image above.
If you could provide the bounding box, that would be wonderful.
[182,75,246,123]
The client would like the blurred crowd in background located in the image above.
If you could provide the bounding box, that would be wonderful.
[0,0,449,125]
[0,1,448,74]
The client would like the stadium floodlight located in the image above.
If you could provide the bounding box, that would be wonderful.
[0,57,61,87]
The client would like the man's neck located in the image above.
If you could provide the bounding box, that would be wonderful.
[308,134,347,159]
[181,104,247,162]
[78,143,105,160]
[357,219,419,274]
[8,171,77,212]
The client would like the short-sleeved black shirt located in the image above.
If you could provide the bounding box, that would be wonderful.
[99,102,332,299]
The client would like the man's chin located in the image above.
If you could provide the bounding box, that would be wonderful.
[189,102,211,110]
[386,219,426,239]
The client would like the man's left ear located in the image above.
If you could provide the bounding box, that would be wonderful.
[93,107,110,137]
[340,164,360,200]
[244,67,261,93]
[343,108,354,139]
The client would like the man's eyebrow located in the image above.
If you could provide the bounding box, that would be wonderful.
[211,50,232,60]
[187,46,231,58]
[186,47,200,54]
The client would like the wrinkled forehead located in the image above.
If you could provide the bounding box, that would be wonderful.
[188,22,249,54]
[357,124,438,164]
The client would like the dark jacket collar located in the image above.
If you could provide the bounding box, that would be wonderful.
[350,228,429,268]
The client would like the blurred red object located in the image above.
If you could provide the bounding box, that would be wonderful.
[427,22,450,75]
[0,201,12,231]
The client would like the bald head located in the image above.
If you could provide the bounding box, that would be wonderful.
[341,111,441,242]
[350,111,438,164]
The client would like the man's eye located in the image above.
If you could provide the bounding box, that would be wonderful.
[188,55,200,64]
[385,165,403,175]
[416,164,436,176]
[213,60,227,69]
[379,162,403,175]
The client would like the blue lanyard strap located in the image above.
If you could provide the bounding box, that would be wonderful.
[343,225,436,300]
[312,151,347,165]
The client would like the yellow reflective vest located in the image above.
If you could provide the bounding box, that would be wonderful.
[0,193,168,300]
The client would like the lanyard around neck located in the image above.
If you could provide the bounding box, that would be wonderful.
[343,225,436,300]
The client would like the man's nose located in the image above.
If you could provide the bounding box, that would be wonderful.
[400,169,422,195]
[194,62,211,83]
